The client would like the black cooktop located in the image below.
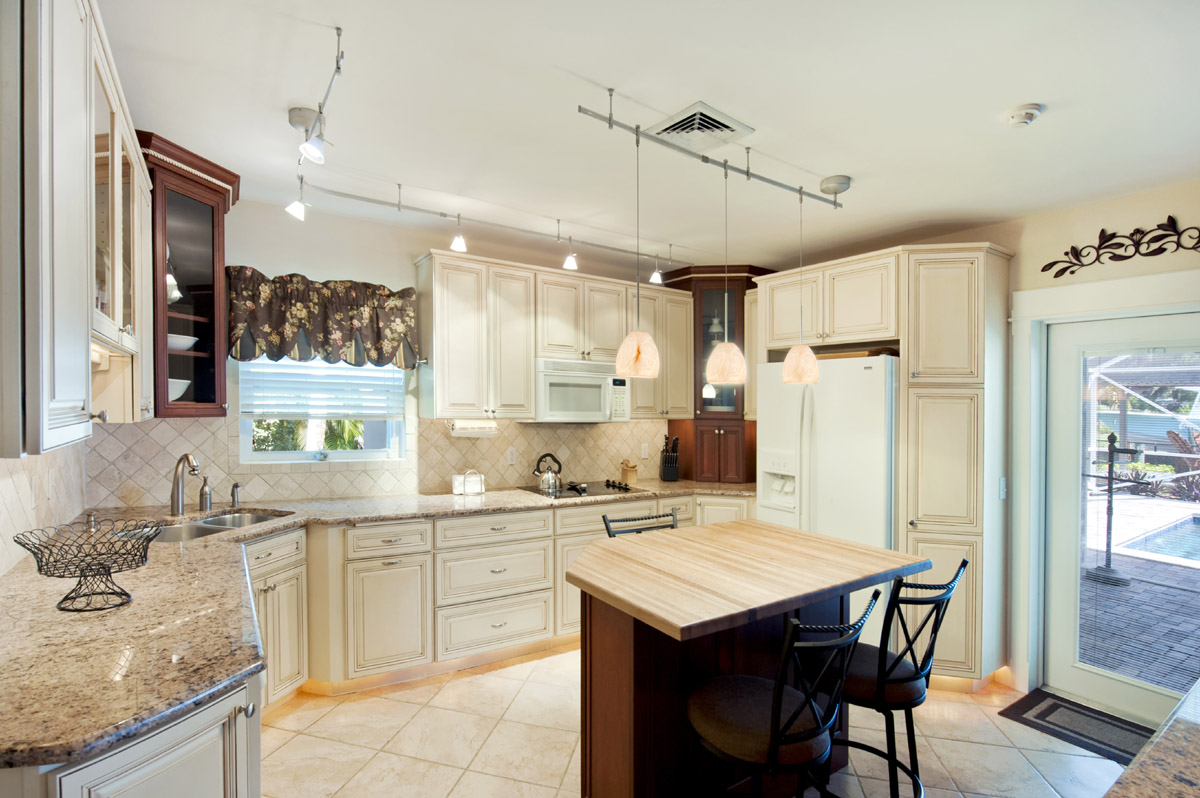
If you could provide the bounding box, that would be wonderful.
[518,479,646,498]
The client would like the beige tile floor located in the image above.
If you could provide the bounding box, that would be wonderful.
[260,646,1126,798]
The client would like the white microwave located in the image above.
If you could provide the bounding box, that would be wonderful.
[535,359,631,423]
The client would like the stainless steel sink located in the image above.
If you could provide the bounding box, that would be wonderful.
[155,523,230,543]
[199,512,290,529]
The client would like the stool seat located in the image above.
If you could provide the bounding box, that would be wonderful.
[689,676,831,767]
[844,644,926,707]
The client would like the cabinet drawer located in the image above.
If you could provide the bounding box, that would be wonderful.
[435,510,553,549]
[656,496,695,527]
[435,540,553,606]
[555,499,657,537]
[245,527,305,574]
[346,520,432,559]
[436,590,553,661]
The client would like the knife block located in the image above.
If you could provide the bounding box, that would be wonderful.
[659,452,679,482]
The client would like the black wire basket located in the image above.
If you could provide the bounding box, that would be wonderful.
[14,515,163,612]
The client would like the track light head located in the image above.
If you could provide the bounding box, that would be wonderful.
[284,200,306,221]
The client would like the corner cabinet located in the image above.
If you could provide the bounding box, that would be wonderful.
[139,131,239,418]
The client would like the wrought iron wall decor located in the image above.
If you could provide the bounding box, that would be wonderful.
[1042,215,1200,278]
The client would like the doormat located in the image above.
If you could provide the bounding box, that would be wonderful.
[998,689,1154,765]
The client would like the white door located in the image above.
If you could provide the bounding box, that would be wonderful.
[1044,312,1200,726]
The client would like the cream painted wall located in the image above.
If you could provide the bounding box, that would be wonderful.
[924,178,1200,291]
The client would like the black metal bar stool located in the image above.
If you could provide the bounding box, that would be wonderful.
[686,590,881,797]
[601,508,678,537]
[834,559,970,798]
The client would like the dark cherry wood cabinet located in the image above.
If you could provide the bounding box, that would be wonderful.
[138,132,239,418]
[663,265,769,483]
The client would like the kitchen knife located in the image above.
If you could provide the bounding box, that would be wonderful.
[671,436,679,453]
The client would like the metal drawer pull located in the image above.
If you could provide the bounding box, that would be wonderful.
[254,552,273,560]
[490,567,508,574]
[380,538,406,544]
[490,526,507,531]
[382,560,402,566]
[261,584,277,593]
[491,621,507,629]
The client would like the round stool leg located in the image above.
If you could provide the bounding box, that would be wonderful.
[905,708,920,782]
[884,710,900,798]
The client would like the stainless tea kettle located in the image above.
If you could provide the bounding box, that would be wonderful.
[533,453,563,497]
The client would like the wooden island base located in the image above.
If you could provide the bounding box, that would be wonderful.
[580,592,849,798]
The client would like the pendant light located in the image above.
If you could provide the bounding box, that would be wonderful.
[615,125,661,379]
[450,213,467,252]
[285,174,307,221]
[783,188,820,384]
[705,160,747,385]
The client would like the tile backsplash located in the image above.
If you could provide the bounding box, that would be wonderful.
[0,444,86,573]
[417,418,667,494]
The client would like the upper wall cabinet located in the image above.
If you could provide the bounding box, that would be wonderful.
[417,252,536,420]
[535,274,627,362]
[762,254,897,349]
[138,132,240,418]
[906,252,982,383]
[17,0,149,451]
[626,287,694,420]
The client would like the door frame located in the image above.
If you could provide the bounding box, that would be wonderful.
[1008,269,1200,695]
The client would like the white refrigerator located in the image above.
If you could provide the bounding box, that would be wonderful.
[756,355,898,640]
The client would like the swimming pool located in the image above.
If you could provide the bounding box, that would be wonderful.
[1126,515,1200,561]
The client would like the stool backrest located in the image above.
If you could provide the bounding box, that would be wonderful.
[602,508,678,537]
[873,559,970,703]
[768,590,881,771]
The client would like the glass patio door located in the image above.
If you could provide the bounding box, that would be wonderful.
[1044,312,1200,726]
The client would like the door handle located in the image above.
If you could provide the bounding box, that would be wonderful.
[490,567,508,574]
[908,520,916,527]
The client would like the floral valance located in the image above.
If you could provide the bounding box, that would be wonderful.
[227,266,419,368]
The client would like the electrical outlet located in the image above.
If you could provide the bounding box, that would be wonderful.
[641,443,649,459]
[506,447,518,466]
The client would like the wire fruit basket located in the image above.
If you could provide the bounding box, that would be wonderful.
[14,514,163,612]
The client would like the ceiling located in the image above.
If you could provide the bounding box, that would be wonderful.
[98,0,1200,280]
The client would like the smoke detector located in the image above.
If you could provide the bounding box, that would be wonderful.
[1007,103,1045,128]
[650,102,754,154]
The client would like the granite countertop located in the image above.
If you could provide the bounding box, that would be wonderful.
[1106,679,1200,796]
[0,541,262,768]
[4,480,754,768]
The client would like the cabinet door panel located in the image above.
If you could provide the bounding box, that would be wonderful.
[489,266,535,417]
[766,275,819,347]
[268,564,307,703]
[906,533,980,677]
[627,288,661,417]
[906,388,982,532]
[583,281,626,361]
[536,275,583,359]
[719,425,746,483]
[695,424,721,482]
[435,261,488,417]
[696,496,749,525]
[347,555,432,677]
[824,255,897,343]
[662,295,694,418]
[556,533,606,634]
[744,291,758,420]
[908,255,981,382]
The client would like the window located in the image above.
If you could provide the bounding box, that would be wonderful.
[237,358,405,463]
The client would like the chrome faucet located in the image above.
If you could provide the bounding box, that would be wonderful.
[171,453,201,515]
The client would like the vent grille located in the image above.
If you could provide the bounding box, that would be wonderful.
[649,102,754,154]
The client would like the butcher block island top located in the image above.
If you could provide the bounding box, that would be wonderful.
[565,519,931,641]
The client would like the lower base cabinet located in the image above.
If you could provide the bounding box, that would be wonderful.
[905,532,982,677]
[556,533,606,635]
[656,495,696,528]
[347,554,433,678]
[252,563,308,706]
[51,677,260,798]
[695,495,753,525]
[435,589,554,661]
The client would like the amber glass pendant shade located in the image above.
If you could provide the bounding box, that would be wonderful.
[615,330,660,378]
[782,344,820,384]
[705,341,747,385]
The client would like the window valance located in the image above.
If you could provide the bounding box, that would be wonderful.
[227,266,419,368]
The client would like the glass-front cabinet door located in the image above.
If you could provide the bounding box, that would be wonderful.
[92,65,120,343]
[695,280,743,418]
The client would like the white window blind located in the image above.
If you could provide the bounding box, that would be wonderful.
[238,358,406,419]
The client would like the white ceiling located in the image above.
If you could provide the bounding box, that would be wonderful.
[99,0,1200,279]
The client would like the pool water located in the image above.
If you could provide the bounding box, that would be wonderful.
[1126,516,1200,561]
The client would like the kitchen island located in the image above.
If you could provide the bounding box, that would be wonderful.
[565,519,929,797]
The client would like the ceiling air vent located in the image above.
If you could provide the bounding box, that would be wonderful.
[651,102,754,154]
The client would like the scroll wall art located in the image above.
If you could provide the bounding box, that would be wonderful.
[1042,215,1200,278]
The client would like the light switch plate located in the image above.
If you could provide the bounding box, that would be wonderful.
[506,447,518,465]
[641,443,649,459]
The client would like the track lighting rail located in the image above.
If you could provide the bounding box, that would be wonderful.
[303,179,695,267]
[578,105,841,209]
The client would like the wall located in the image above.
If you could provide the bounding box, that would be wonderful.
[417,418,669,494]
[0,445,86,573]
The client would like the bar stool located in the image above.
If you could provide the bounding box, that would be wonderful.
[836,559,970,798]
[601,508,678,537]
[686,590,881,797]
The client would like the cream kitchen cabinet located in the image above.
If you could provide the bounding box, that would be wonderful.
[346,554,433,678]
[417,253,535,419]
[627,287,695,419]
[50,677,261,798]
[761,254,897,349]
[764,271,819,348]
[905,387,983,534]
[583,281,627,361]
[536,273,627,362]
[906,252,983,383]
[695,495,753,525]
[904,531,985,677]
[252,564,308,707]
[744,289,759,420]
[656,495,696,527]
[555,532,605,635]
